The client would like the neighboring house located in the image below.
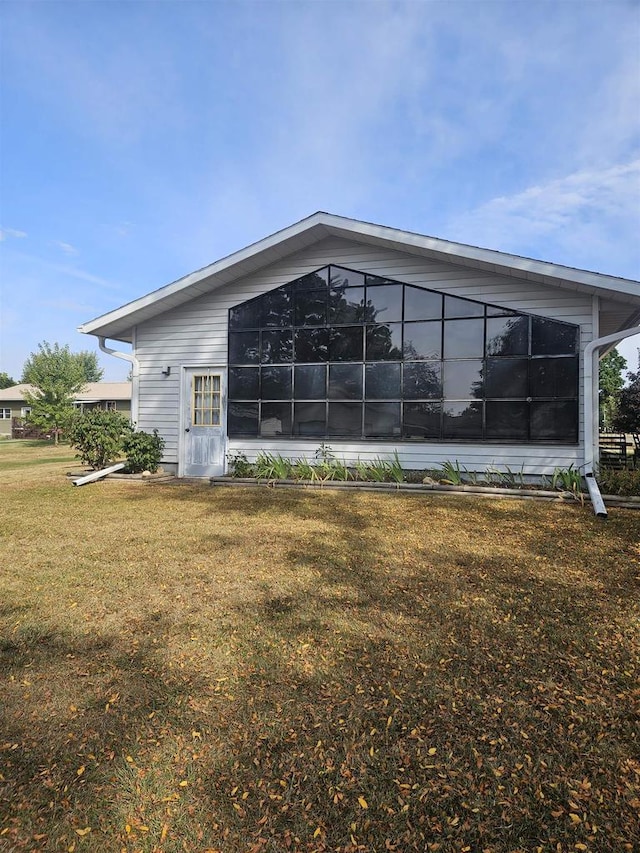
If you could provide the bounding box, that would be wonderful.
[0,383,132,437]
[78,212,640,478]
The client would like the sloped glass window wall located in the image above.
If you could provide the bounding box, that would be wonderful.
[228,265,579,442]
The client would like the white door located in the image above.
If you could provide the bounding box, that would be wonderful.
[180,368,226,477]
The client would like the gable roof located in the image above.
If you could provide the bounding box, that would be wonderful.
[79,212,640,343]
[0,382,131,402]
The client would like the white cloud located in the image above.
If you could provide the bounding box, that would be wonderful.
[51,240,79,256]
[0,227,27,241]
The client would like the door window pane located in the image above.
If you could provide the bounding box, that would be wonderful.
[295,291,327,326]
[486,316,529,356]
[261,402,292,437]
[366,324,402,360]
[403,321,441,360]
[294,364,326,399]
[403,402,441,438]
[404,286,442,321]
[295,328,329,362]
[293,402,326,436]
[484,358,528,398]
[229,366,259,399]
[328,402,362,436]
[365,363,401,399]
[330,326,364,361]
[329,364,363,399]
[445,295,484,318]
[403,362,442,399]
[444,319,485,358]
[530,400,578,441]
[530,357,578,398]
[229,330,260,364]
[365,402,401,437]
[443,402,483,439]
[485,401,529,440]
[443,360,484,399]
[531,317,578,355]
[365,284,403,323]
[193,375,221,426]
[261,366,292,399]
[228,402,258,436]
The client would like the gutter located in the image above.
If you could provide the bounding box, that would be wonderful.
[583,324,640,518]
[98,337,140,425]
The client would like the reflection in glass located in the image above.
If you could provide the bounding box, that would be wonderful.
[329,287,365,324]
[403,402,441,438]
[445,295,484,318]
[486,316,529,356]
[229,330,260,364]
[530,357,578,398]
[330,326,364,361]
[365,402,401,437]
[261,285,293,327]
[365,285,403,323]
[530,400,578,440]
[331,267,364,289]
[484,358,528,398]
[294,364,326,399]
[229,299,261,330]
[261,329,293,363]
[261,402,292,436]
[329,364,362,399]
[365,363,401,399]
[443,319,485,358]
[328,402,362,436]
[366,324,402,360]
[531,317,578,355]
[403,362,441,399]
[295,328,329,362]
[443,402,483,439]
[443,360,483,399]
[403,321,441,360]
[295,269,329,291]
[261,366,292,399]
[404,286,442,321]
[228,402,259,436]
[293,402,326,436]
[229,366,259,399]
[295,291,327,326]
[485,401,528,440]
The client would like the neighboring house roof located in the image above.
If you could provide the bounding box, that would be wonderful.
[79,211,640,343]
[0,382,132,402]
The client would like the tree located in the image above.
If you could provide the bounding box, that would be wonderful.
[613,351,640,433]
[0,372,16,389]
[76,350,104,383]
[21,342,88,444]
[599,348,627,431]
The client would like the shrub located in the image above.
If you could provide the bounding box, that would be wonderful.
[596,466,640,497]
[122,429,165,473]
[68,409,133,470]
[226,451,255,477]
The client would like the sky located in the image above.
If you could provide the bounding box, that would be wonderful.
[1,0,639,383]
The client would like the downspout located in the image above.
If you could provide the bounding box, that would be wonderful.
[98,337,140,425]
[583,324,640,518]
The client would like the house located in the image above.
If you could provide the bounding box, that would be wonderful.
[78,213,640,479]
[0,382,132,437]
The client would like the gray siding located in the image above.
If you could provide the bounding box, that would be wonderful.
[134,236,593,475]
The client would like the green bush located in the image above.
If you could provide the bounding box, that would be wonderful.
[596,466,640,497]
[68,409,133,470]
[122,429,165,473]
[226,451,255,477]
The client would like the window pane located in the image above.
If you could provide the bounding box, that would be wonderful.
[485,401,529,440]
[365,402,401,437]
[530,400,578,441]
[229,298,261,330]
[330,326,364,361]
[443,360,484,399]
[443,402,483,439]
[403,362,442,399]
[403,321,441,360]
[261,329,293,363]
[329,287,365,324]
[486,305,518,317]
[331,267,364,289]
[229,330,260,364]
[365,363,401,399]
[329,364,363,399]
[403,402,441,438]
[484,358,528,398]
[294,364,326,399]
[295,290,327,326]
[261,366,292,399]
[261,285,293,327]
[445,295,484,318]
[404,286,442,321]
[366,324,402,360]
[365,284,403,323]
[295,328,329,362]
[228,402,259,436]
[261,402,292,437]
[365,274,395,287]
[229,366,259,398]
[295,268,329,291]
[531,317,578,355]
[293,402,326,436]
[444,319,485,358]
[486,316,529,356]
[328,402,362,436]
[530,357,578,398]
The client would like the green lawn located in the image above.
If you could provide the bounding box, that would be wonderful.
[0,442,638,852]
